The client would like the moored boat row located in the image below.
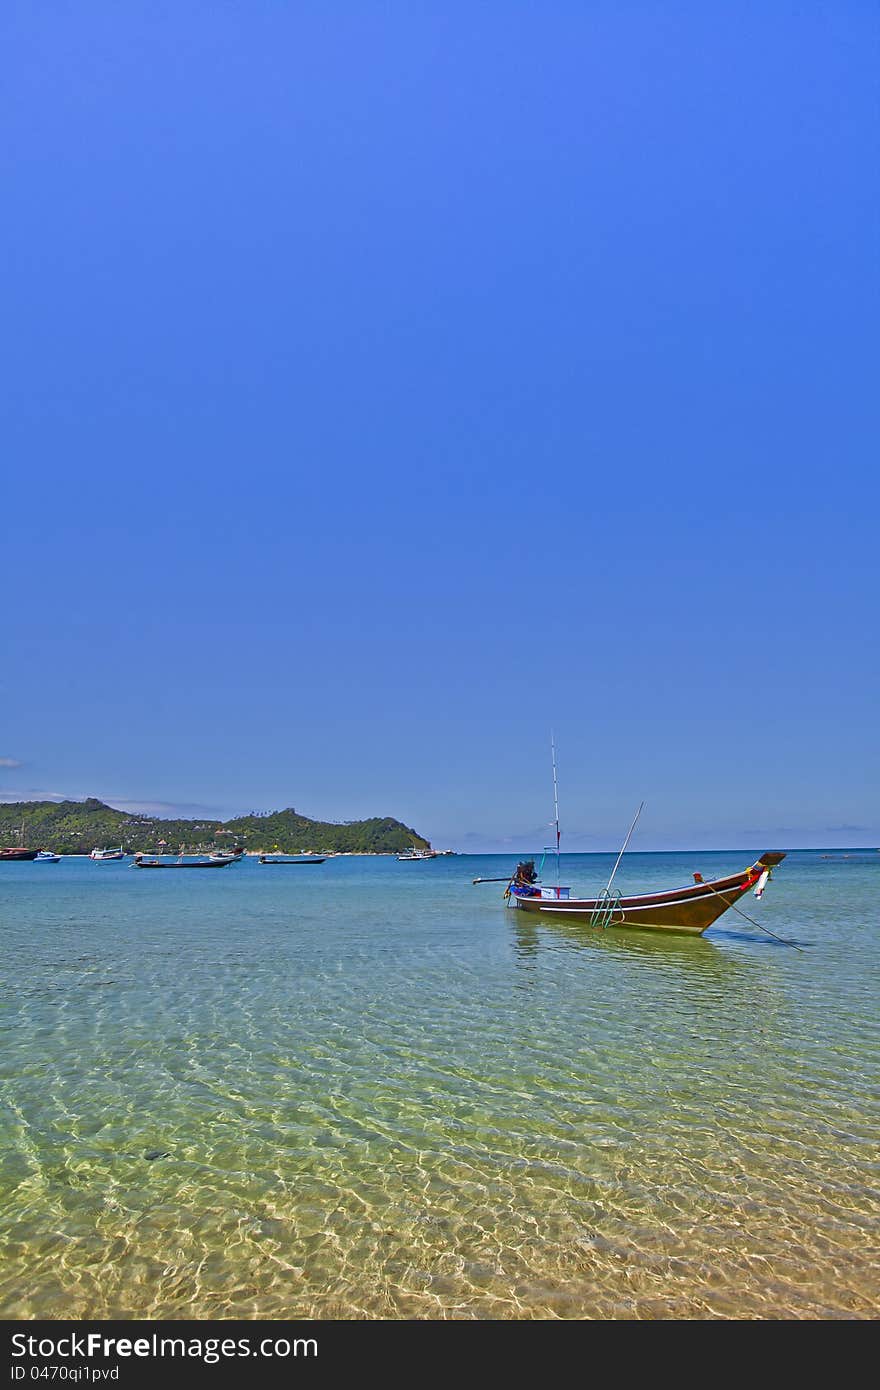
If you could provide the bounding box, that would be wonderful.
[0,843,253,864]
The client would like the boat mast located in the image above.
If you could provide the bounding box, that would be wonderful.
[603,801,645,896]
[551,732,561,885]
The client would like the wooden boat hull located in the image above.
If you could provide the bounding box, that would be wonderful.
[0,848,40,861]
[509,853,785,935]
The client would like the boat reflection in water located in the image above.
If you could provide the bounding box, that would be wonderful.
[510,910,772,963]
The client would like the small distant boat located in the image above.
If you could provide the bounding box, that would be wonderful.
[34,850,60,863]
[258,854,325,865]
[396,847,438,861]
[133,853,232,869]
[1,821,40,860]
[90,847,125,861]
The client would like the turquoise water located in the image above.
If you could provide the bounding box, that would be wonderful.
[1,850,877,1319]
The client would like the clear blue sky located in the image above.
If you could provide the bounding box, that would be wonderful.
[2,3,877,850]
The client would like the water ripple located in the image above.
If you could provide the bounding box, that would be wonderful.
[0,851,877,1317]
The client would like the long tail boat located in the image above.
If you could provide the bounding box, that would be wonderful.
[506,852,786,935]
[0,847,40,861]
[133,855,232,869]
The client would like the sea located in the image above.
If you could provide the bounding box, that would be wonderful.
[1,849,877,1319]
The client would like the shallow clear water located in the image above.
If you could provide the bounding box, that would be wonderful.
[1,850,877,1319]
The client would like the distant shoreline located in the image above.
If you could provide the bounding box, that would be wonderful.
[37,845,880,859]
[0,797,435,857]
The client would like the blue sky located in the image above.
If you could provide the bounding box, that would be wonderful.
[2,3,877,850]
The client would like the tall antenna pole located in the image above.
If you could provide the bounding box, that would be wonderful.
[551,732,561,885]
[604,801,644,895]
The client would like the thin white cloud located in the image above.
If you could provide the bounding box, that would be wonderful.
[102,798,224,818]
[0,789,226,820]
[0,788,68,802]
[0,757,23,768]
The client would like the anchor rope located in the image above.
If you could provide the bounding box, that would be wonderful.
[703,880,804,951]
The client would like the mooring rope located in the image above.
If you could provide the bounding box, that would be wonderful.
[704,881,804,951]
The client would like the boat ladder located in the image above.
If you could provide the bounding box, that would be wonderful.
[589,889,622,930]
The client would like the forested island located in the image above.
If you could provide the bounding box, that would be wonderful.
[0,799,431,856]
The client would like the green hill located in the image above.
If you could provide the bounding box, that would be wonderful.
[0,798,431,855]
